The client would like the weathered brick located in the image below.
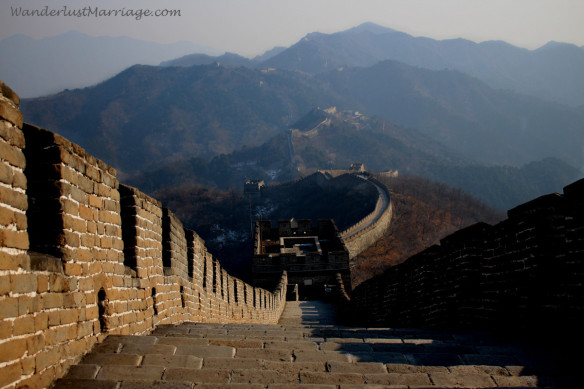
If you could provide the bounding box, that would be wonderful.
[0,228,29,250]
[26,333,46,355]
[0,361,21,388]
[299,371,365,385]
[36,346,63,371]
[13,315,35,335]
[96,365,164,381]
[0,296,19,318]
[0,337,27,363]
[0,319,12,339]
[0,139,26,167]
[142,354,202,368]
[429,372,496,387]
[231,369,299,384]
[0,251,29,271]
[0,274,10,295]
[163,368,230,383]
[0,162,14,185]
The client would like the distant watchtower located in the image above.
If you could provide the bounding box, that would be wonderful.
[244,179,265,197]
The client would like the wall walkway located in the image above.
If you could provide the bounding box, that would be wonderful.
[0,81,287,388]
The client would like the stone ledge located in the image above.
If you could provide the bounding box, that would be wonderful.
[29,251,64,273]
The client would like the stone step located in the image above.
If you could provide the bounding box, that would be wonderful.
[51,301,574,388]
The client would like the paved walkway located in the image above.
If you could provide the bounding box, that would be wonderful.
[52,301,575,388]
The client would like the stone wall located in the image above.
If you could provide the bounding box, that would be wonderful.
[350,179,584,335]
[0,83,287,389]
[341,176,393,258]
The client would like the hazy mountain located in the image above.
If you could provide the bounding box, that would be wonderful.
[261,22,584,106]
[160,46,287,68]
[160,52,253,67]
[21,59,584,177]
[323,60,584,168]
[252,46,287,63]
[21,64,344,176]
[0,31,220,98]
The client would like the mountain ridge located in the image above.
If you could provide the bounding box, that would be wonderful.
[260,22,584,106]
[21,59,584,175]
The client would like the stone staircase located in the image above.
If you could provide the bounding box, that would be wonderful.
[52,301,574,388]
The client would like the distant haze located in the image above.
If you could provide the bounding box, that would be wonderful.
[1,0,583,57]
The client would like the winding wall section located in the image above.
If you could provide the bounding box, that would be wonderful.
[340,175,393,258]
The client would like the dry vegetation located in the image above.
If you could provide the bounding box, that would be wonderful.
[351,175,505,287]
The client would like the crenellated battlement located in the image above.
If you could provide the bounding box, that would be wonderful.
[350,177,584,335]
[0,82,287,389]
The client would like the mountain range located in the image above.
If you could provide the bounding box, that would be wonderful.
[16,22,584,212]
[166,22,584,107]
[22,59,584,173]
[0,31,219,98]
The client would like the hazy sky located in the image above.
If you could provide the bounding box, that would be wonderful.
[2,0,583,56]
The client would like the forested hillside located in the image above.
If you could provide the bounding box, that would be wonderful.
[351,175,504,286]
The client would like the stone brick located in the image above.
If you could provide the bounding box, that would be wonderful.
[120,381,194,389]
[327,361,387,374]
[175,345,235,358]
[35,346,61,371]
[293,349,352,363]
[1,228,29,250]
[13,314,35,336]
[0,296,19,318]
[142,354,202,368]
[492,375,539,387]
[163,368,230,383]
[231,369,299,384]
[96,365,164,381]
[53,379,120,389]
[364,372,431,386]
[64,364,100,380]
[299,371,365,385]
[0,162,14,186]
[0,319,12,339]
[82,353,141,366]
[0,274,10,295]
[235,348,292,362]
[26,333,46,355]
[0,251,29,271]
[429,372,496,387]
[0,139,25,168]
[0,361,21,388]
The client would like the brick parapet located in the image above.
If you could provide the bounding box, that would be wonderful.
[350,180,584,335]
[0,82,287,389]
[342,176,393,258]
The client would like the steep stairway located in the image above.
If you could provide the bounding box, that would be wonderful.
[52,301,572,388]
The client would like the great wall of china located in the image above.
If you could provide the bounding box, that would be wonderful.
[1,78,583,388]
